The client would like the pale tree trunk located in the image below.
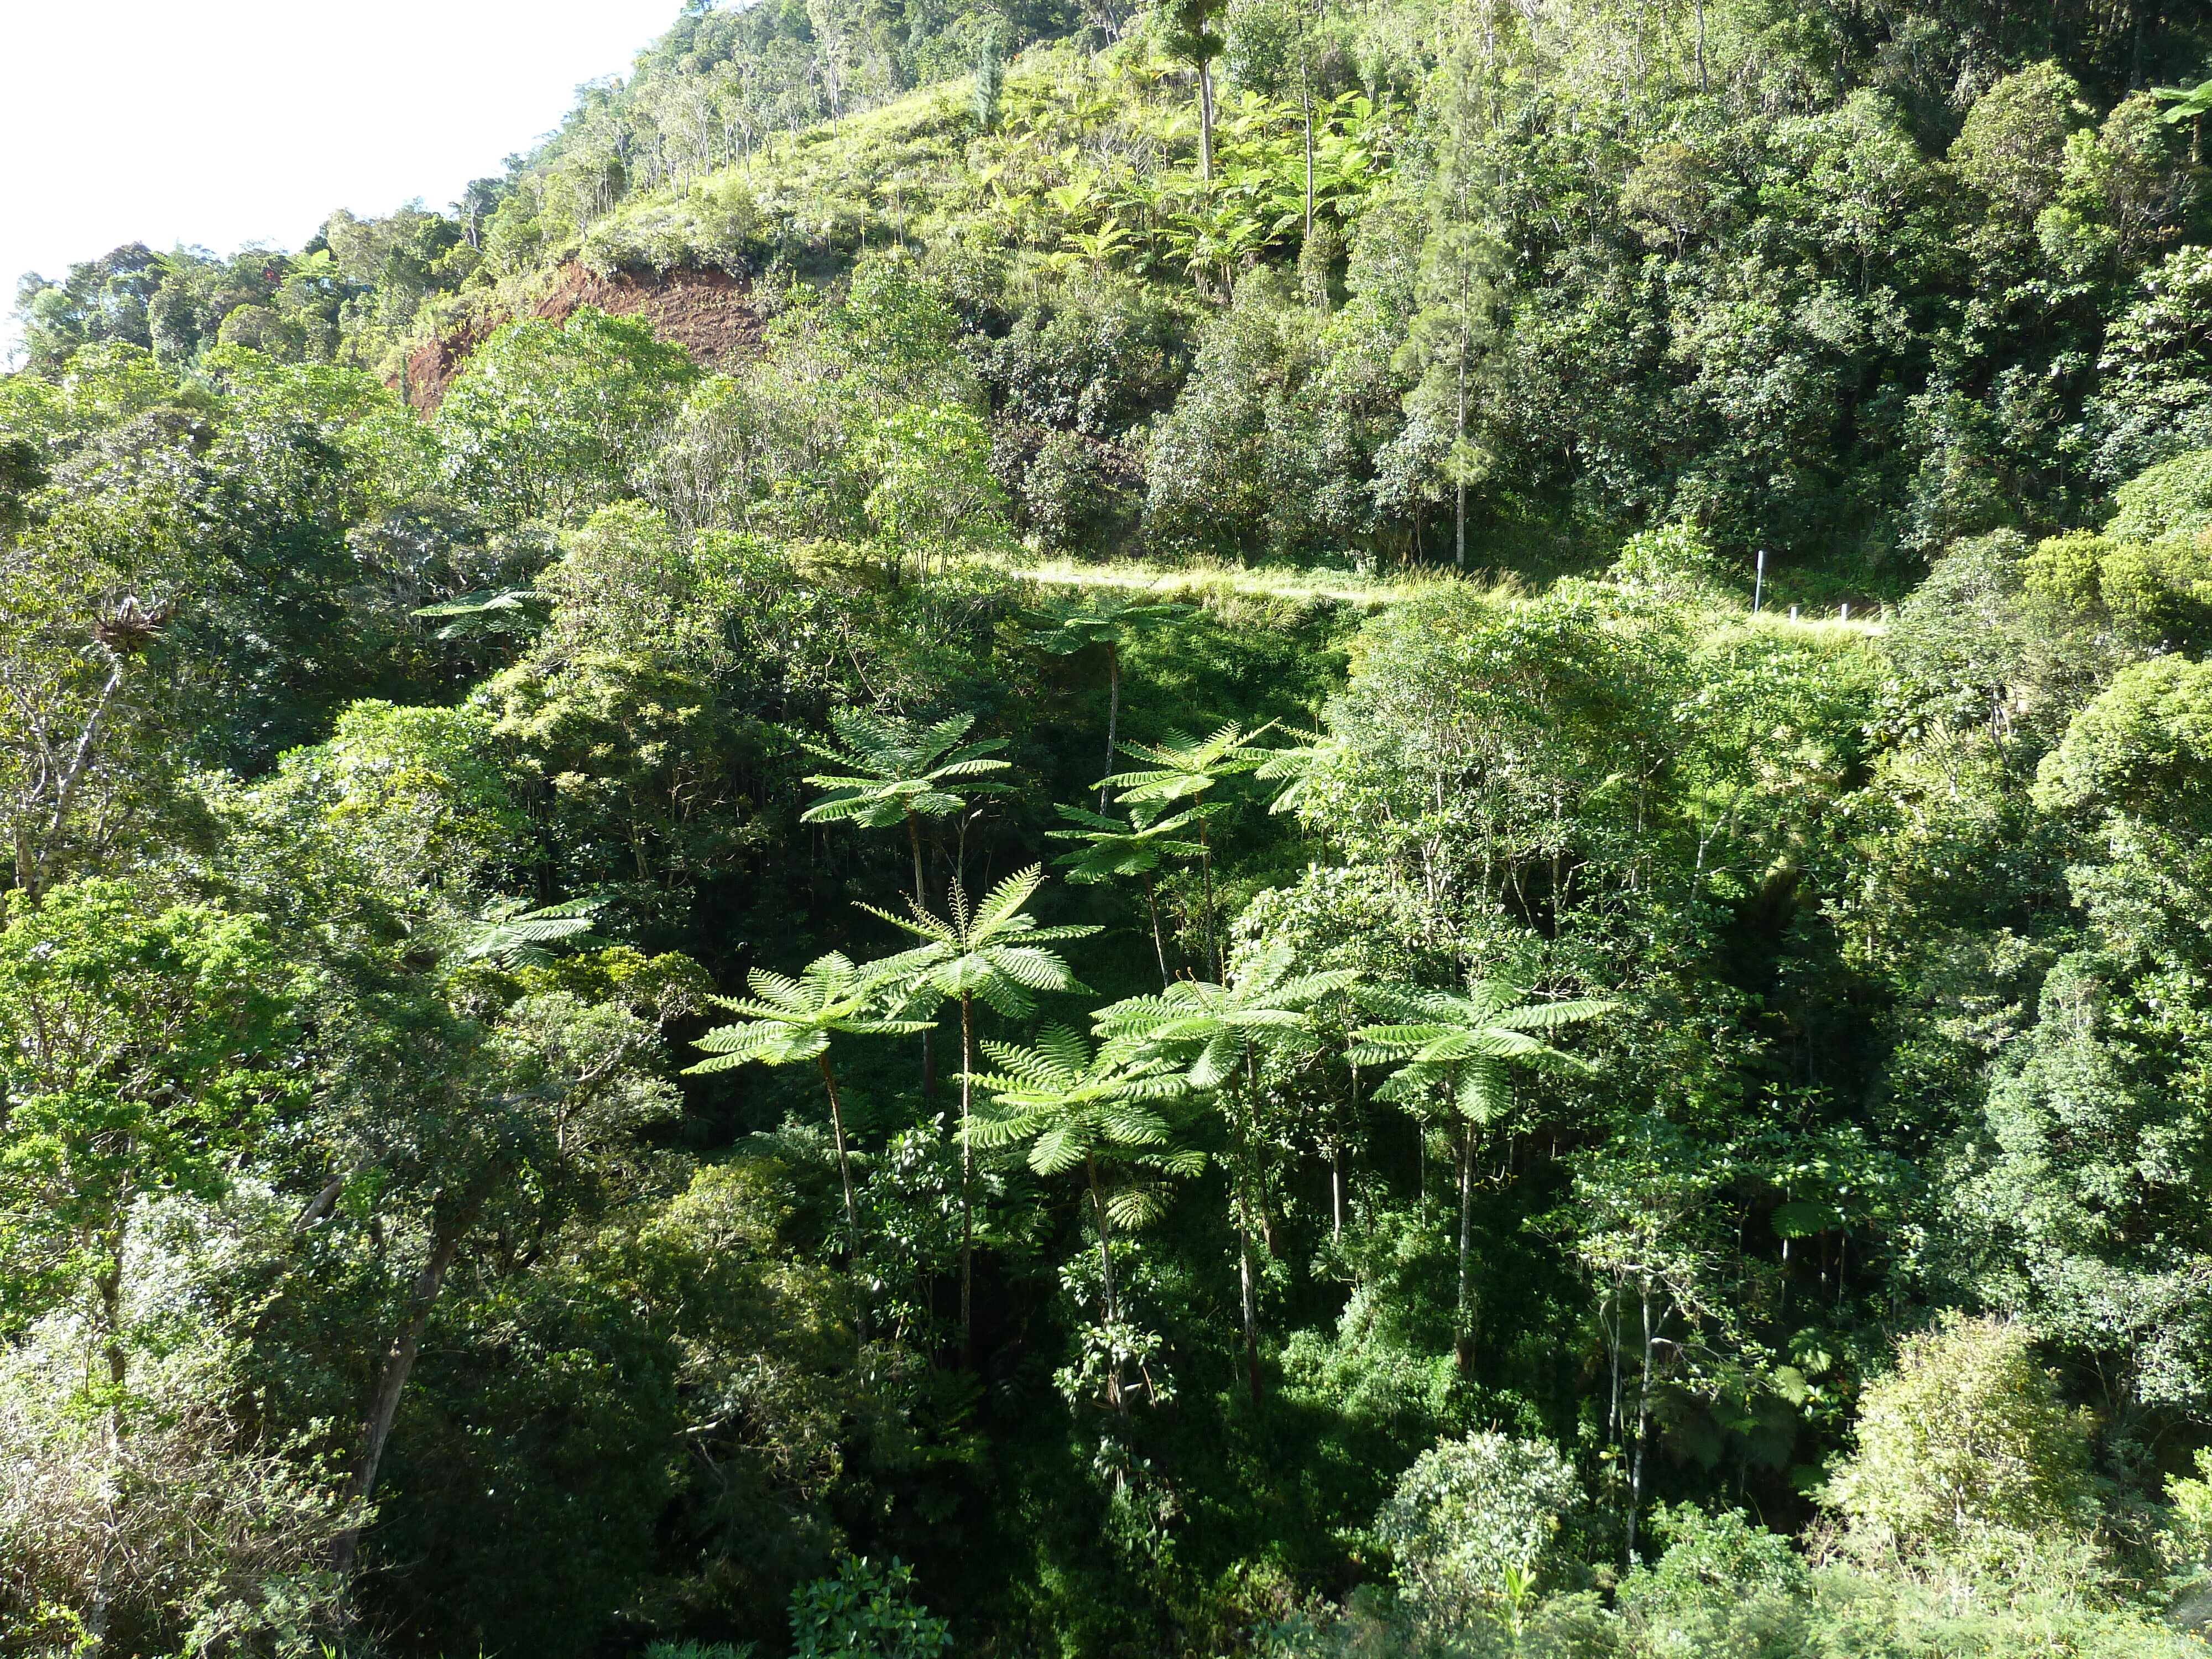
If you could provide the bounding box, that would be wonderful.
[1144,871,1170,987]
[14,654,126,906]
[1331,1144,1343,1241]
[1455,1123,1475,1369]
[1303,98,1315,240]
[1199,61,1217,182]
[818,1054,862,1251]
[331,1195,483,1578]
[1235,1185,1262,1402]
[818,1054,867,1343]
[1417,1118,1427,1222]
[86,1412,122,1655]
[907,807,927,917]
[1624,1276,1657,1566]
[1233,1060,1264,1402]
[1605,1276,1625,1448]
[1455,345,1468,571]
[1198,817,1219,982]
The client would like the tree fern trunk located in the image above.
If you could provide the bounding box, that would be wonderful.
[820,1054,867,1342]
[910,810,935,1099]
[1089,1154,1126,1412]
[1102,645,1120,813]
[1145,870,1169,986]
[959,993,975,1366]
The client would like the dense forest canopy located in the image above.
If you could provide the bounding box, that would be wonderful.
[12,0,2212,1651]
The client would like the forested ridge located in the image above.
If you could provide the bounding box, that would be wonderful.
[13,0,2212,1650]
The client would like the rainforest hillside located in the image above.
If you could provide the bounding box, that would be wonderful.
[10,0,2212,1652]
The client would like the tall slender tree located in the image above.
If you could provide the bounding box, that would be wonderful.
[1227,0,1328,242]
[685,951,933,1279]
[967,1026,1200,1406]
[1100,721,1277,979]
[1398,67,1505,570]
[1164,0,1229,181]
[1349,975,1613,1367]
[1096,943,1357,1401]
[973,20,1005,133]
[1046,800,1213,984]
[864,865,1096,1360]
[800,708,1009,1094]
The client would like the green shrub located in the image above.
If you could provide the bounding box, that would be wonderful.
[1606,521,1737,603]
[582,178,764,276]
[2105,447,2212,545]
[790,1556,953,1659]
[1822,1314,2098,1564]
[1374,1431,1583,1631]
[1615,1506,1809,1659]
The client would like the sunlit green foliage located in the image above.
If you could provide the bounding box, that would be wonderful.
[14,0,2212,1650]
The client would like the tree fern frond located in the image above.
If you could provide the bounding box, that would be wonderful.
[1491,997,1619,1030]
[1107,1182,1177,1228]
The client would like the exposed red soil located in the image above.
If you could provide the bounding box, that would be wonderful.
[398,262,767,411]
[399,320,495,413]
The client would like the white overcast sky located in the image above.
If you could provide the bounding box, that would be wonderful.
[1,0,686,361]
